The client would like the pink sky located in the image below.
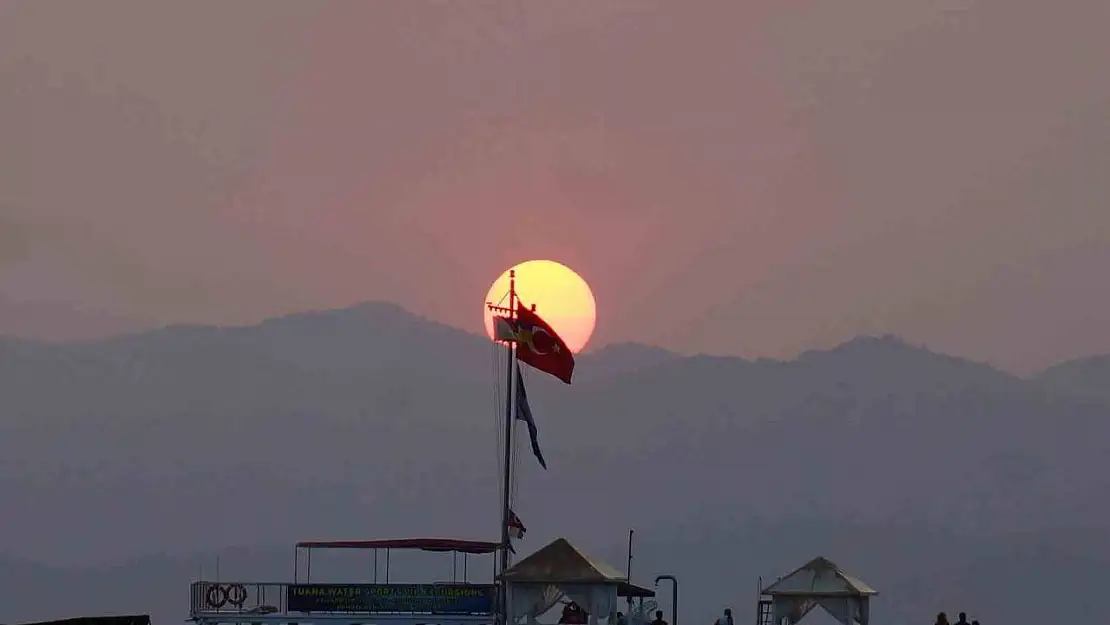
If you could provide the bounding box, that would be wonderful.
[2,1,1108,373]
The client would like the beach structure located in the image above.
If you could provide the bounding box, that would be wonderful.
[499,538,654,625]
[756,557,877,625]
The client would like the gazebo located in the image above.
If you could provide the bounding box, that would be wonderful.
[500,538,654,625]
[759,557,877,625]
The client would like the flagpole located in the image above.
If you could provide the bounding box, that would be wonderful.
[498,270,517,618]
[500,270,516,573]
[486,271,520,622]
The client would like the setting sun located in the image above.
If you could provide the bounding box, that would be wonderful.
[483,260,597,353]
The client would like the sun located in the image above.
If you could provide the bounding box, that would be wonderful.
[483,260,597,353]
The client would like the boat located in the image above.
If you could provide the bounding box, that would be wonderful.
[189,538,501,625]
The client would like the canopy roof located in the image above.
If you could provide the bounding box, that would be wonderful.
[296,538,501,554]
[761,557,877,597]
[499,537,627,584]
[617,582,656,598]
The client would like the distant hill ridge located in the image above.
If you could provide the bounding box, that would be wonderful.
[3,300,1102,377]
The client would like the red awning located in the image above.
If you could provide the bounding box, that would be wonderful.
[295,538,501,554]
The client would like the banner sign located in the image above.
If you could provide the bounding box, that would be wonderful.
[286,584,496,614]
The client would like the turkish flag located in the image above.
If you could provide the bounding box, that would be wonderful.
[515,302,575,384]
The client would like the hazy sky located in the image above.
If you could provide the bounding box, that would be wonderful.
[2,0,1107,373]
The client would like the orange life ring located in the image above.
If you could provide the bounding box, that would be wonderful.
[206,584,228,608]
[227,583,248,607]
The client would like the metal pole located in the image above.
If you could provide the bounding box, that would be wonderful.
[626,529,634,578]
[655,575,678,625]
[757,576,763,625]
[498,270,518,622]
[499,351,515,574]
[626,530,635,613]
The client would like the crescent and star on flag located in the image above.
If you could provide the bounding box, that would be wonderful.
[493,302,575,384]
[515,325,559,355]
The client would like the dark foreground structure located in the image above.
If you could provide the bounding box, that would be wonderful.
[19,616,150,625]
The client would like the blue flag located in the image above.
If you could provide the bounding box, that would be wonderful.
[515,365,548,470]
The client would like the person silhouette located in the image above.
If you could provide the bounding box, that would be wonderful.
[954,612,970,625]
[650,610,668,625]
[934,612,950,625]
[560,602,588,625]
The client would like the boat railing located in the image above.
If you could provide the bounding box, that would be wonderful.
[191,581,290,617]
[190,580,499,619]
[190,539,501,623]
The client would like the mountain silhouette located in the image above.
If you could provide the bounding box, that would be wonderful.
[1035,354,1110,403]
[1,303,1107,624]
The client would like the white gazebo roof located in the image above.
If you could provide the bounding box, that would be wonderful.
[762,557,877,597]
[499,537,627,584]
